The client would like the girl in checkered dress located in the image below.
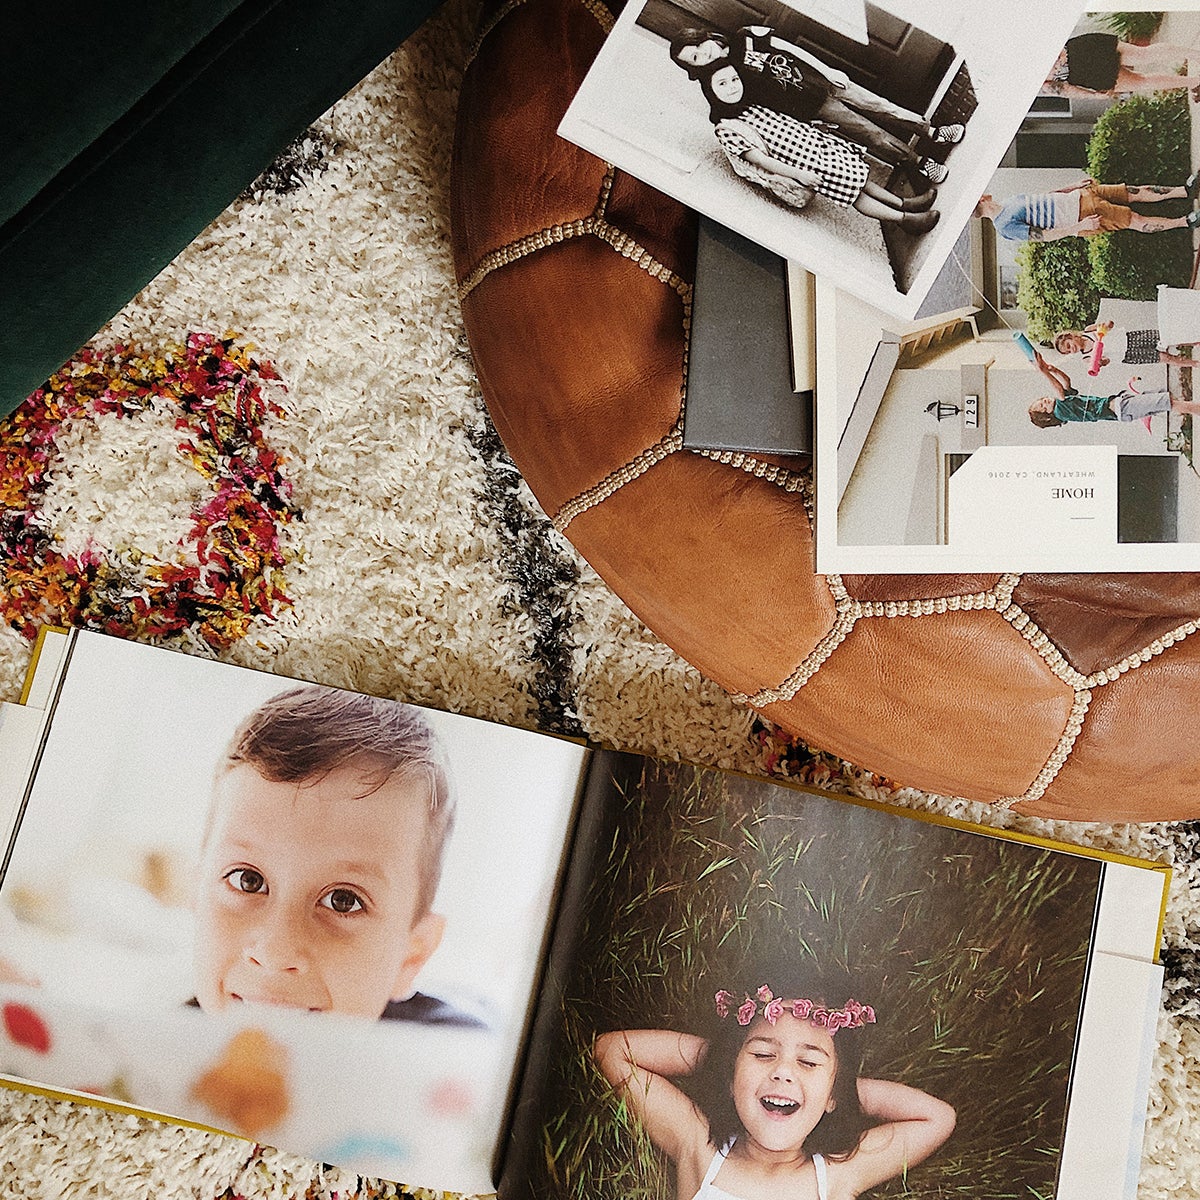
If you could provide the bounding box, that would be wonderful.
[699,64,940,235]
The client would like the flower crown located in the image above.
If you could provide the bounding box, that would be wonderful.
[715,985,876,1033]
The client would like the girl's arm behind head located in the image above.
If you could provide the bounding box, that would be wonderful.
[833,1078,955,1195]
[592,1030,714,1170]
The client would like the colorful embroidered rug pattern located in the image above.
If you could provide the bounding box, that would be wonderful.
[0,335,296,648]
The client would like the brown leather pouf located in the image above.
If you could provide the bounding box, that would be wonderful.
[450,0,1200,822]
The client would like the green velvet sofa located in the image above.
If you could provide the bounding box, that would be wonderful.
[1,0,441,417]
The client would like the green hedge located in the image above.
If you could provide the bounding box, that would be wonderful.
[1086,91,1193,299]
[1087,91,1190,184]
[1098,11,1164,42]
[1090,227,1194,298]
[1016,241,1100,342]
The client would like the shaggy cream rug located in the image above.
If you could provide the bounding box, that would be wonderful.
[0,1,1197,1196]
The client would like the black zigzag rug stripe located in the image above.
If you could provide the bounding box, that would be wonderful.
[467,410,584,737]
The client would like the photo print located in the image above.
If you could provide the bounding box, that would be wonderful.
[560,0,1083,318]
[816,2,1200,572]
[510,755,1106,1200]
[0,632,584,1189]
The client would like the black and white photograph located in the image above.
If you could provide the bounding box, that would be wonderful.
[559,0,1083,318]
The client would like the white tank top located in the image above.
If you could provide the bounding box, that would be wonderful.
[691,1142,828,1200]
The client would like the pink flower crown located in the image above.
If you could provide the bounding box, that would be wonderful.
[715,985,876,1033]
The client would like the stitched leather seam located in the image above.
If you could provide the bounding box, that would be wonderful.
[595,168,616,219]
[458,214,691,304]
[688,449,809,494]
[552,421,684,532]
[1079,618,1200,687]
[579,0,616,33]
[588,220,692,298]
[458,217,595,300]
[729,611,858,706]
[466,0,530,65]
[995,689,1092,810]
[737,576,1023,707]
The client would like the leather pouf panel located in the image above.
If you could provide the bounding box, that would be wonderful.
[566,454,838,698]
[1011,572,1200,680]
[461,240,687,516]
[1040,637,1200,823]
[449,0,1200,820]
[450,0,616,276]
[757,610,1076,805]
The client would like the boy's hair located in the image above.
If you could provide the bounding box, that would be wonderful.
[688,967,873,1159]
[1029,402,1064,429]
[220,686,455,914]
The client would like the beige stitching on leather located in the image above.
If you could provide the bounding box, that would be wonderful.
[1001,604,1090,688]
[730,571,1031,708]
[458,219,593,300]
[465,0,529,65]
[825,574,850,605]
[850,588,1004,619]
[820,574,1022,621]
[579,0,616,32]
[994,573,1021,608]
[552,423,685,532]
[1080,617,1200,687]
[995,689,1092,809]
[730,612,859,706]
[595,168,617,219]
[689,449,808,493]
[590,221,692,298]
[459,215,691,303]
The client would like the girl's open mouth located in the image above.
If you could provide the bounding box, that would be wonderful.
[759,1095,800,1115]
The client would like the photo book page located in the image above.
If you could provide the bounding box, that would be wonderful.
[500,753,1166,1200]
[816,2,1200,572]
[0,629,587,1193]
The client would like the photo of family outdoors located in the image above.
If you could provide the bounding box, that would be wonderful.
[819,5,1200,572]
[504,755,1105,1200]
[559,0,1080,317]
[0,633,584,1190]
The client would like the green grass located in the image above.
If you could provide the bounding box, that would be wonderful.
[521,759,1100,1199]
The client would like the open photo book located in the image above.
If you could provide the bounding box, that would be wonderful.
[815,3,1200,572]
[0,629,1170,1198]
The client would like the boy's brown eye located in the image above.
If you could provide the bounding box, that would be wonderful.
[227,868,266,894]
[323,888,364,914]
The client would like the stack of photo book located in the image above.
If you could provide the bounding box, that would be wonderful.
[562,0,1200,571]
[0,628,1171,1198]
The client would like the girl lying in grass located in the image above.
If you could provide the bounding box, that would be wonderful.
[593,972,955,1200]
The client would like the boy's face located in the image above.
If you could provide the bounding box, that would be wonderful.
[193,762,444,1018]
